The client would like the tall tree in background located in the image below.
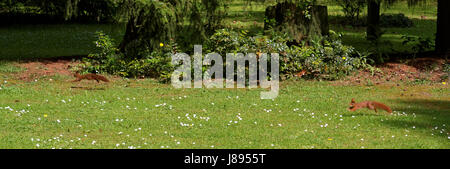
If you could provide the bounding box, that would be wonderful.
[118,0,228,58]
[366,0,381,42]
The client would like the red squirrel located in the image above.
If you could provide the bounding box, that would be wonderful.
[72,73,109,83]
[348,98,392,114]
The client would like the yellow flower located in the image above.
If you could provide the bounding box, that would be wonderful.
[328,138,333,141]
[443,82,447,85]
[342,57,346,60]
[160,43,164,47]
[44,114,48,118]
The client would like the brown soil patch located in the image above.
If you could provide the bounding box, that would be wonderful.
[335,57,448,85]
[17,59,79,81]
[12,57,449,86]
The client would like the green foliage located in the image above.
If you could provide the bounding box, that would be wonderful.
[444,63,450,74]
[334,0,366,23]
[206,28,372,80]
[74,0,121,22]
[0,61,23,73]
[119,0,177,58]
[201,0,229,35]
[442,63,450,82]
[78,31,122,74]
[407,78,432,85]
[402,35,434,54]
[85,28,371,82]
[80,32,175,82]
[207,29,260,54]
[119,0,229,55]
[0,0,30,13]
[283,30,374,80]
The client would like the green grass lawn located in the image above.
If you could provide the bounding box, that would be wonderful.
[0,66,448,149]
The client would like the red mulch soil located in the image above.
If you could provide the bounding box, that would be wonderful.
[335,57,448,85]
[14,57,448,85]
[17,59,79,81]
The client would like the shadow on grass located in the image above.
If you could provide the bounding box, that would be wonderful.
[392,99,450,114]
[71,86,106,90]
[382,98,450,139]
[342,113,387,117]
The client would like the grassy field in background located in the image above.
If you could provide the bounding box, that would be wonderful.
[0,24,125,60]
[320,0,438,19]
[330,19,436,54]
[0,67,448,149]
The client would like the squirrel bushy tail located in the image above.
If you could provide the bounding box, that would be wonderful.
[73,72,109,83]
[95,75,109,82]
[349,98,392,113]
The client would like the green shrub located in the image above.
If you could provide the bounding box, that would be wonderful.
[401,35,434,54]
[206,28,373,81]
[282,30,373,80]
[119,0,178,58]
[334,0,366,22]
[83,29,373,83]
[79,31,175,82]
[441,63,450,82]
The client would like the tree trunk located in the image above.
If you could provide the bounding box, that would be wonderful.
[264,2,329,42]
[367,0,381,41]
[436,0,450,56]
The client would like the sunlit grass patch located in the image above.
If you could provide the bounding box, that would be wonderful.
[0,61,24,73]
[0,73,448,149]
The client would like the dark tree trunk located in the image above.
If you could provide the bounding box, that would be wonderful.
[311,5,329,36]
[367,0,381,41]
[264,2,329,42]
[436,0,450,56]
[119,12,139,53]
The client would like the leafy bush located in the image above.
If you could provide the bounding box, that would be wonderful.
[334,0,366,22]
[442,63,450,82]
[282,30,373,80]
[206,29,373,80]
[119,0,177,58]
[402,35,434,54]
[119,0,229,56]
[83,28,373,83]
[74,0,121,23]
[79,32,175,82]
